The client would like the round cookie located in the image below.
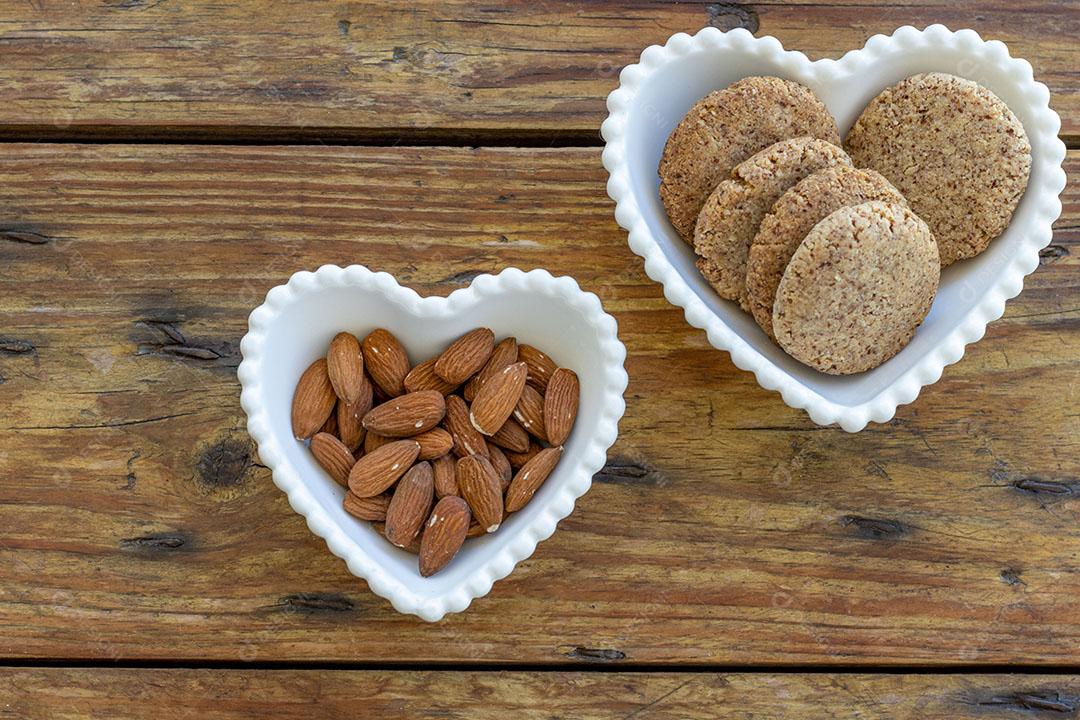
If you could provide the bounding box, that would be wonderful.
[693,137,851,307]
[845,72,1031,266]
[773,201,940,376]
[658,76,840,242]
[745,166,907,339]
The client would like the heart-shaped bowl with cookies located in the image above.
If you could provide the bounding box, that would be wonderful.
[602,24,1067,431]
[237,265,627,620]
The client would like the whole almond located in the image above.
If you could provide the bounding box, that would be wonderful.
[363,390,446,438]
[463,336,518,401]
[415,427,454,460]
[365,431,392,455]
[310,432,355,486]
[327,332,365,404]
[512,384,548,442]
[544,368,579,446]
[404,358,460,395]
[470,361,528,435]
[505,441,542,469]
[385,462,435,548]
[487,442,512,491]
[344,492,391,521]
[444,395,489,459]
[506,446,563,512]
[291,358,337,439]
[456,455,503,532]
[362,328,411,398]
[519,344,557,392]
[432,453,459,498]
[348,439,421,497]
[337,375,373,452]
[419,496,471,577]
[434,328,494,384]
[489,417,530,453]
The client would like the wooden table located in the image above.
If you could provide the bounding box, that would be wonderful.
[0,1,1077,717]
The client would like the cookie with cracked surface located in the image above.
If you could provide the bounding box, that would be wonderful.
[773,201,940,375]
[845,72,1031,266]
[658,76,840,242]
[745,165,907,339]
[693,136,851,307]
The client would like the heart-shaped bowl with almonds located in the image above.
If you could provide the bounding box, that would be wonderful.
[237,265,627,620]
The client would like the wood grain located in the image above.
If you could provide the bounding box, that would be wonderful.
[0,0,1075,140]
[0,144,1076,664]
[4,668,1080,719]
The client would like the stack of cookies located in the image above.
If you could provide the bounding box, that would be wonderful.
[659,73,1031,375]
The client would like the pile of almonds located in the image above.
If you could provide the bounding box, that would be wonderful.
[291,327,579,576]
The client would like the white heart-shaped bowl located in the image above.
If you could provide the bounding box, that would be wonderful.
[237,265,627,620]
[602,24,1067,431]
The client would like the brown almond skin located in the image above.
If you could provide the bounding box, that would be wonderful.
[444,395,489,459]
[470,361,528,436]
[336,375,373,452]
[419,496,471,577]
[463,336,518,401]
[487,442,513,491]
[374,522,422,553]
[489,417,530,453]
[348,440,421,497]
[362,328,411,398]
[466,520,486,538]
[432,453,459,498]
[291,358,337,440]
[319,403,339,436]
[456,455,503,532]
[415,427,454,460]
[362,390,446,438]
[327,332,365,404]
[344,492,390,521]
[543,367,579,446]
[364,431,392,455]
[310,432,355,486]
[384,462,435,548]
[512,384,548,443]
[505,441,542,469]
[434,327,495,384]
[506,446,563,512]
[518,344,557,392]
[404,358,460,395]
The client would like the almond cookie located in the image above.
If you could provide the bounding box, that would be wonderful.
[693,137,851,306]
[658,76,840,242]
[845,72,1031,266]
[773,201,940,375]
[745,166,907,339]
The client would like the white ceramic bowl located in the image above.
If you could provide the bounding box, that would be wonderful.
[237,265,627,620]
[602,25,1066,431]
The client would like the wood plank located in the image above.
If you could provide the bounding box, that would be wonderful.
[0,144,1076,665]
[0,1,1075,140]
[4,669,1080,719]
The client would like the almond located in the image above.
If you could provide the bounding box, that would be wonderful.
[444,395,489,459]
[419,496,471,577]
[327,332,365,404]
[463,336,517,401]
[362,390,446,438]
[505,446,563,512]
[456,455,503,532]
[487,442,512,491]
[336,375,373,452]
[374,521,422,554]
[384,462,434,548]
[519,344,557,392]
[415,427,453,460]
[489,417,530,453]
[348,439,421,497]
[543,367,579,446]
[344,492,391,521]
[319,403,339,436]
[512,384,548,442]
[310,432,355,486]
[291,358,337,439]
[466,520,486,538]
[470,361,527,436]
[365,431,392,455]
[404,358,459,395]
[432,453,459,498]
[362,328,411,398]
[434,327,494,384]
[505,441,542,469]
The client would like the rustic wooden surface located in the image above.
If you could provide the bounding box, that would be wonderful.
[0,0,1077,715]
[4,669,1080,719]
